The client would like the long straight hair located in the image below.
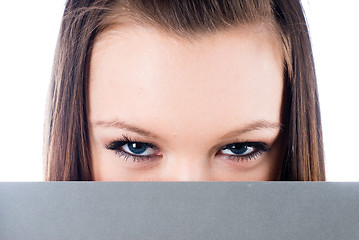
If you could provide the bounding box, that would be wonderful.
[44,0,325,181]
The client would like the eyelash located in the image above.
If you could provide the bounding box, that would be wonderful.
[219,142,270,162]
[105,134,270,163]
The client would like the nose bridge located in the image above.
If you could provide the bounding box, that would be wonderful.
[162,154,209,181]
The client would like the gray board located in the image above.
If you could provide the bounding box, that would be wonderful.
[0,182,358,240]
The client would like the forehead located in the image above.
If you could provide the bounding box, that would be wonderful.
[89,24,283,140]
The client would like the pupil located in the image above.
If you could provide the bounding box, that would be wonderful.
[128,142,147,154]
[230,144,247,155]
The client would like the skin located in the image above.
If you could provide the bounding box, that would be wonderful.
[88,24,284,181]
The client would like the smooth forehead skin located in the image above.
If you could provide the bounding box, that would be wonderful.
[89,24,284,181]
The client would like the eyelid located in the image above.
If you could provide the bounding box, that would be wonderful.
[221,142,269,151]
[106,134,157,148]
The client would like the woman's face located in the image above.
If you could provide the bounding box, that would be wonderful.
[88,24,284,181]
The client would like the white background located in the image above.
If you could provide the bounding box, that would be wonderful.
[0,1,358,181]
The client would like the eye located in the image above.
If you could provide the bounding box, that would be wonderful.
[122,142,156,156]
[105,136,161,162]
[219,142,269,161]
[221,144,255,155]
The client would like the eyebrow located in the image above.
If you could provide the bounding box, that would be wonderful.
[220,120,282,139]
[92,120,159,138]
[91,119,282,139]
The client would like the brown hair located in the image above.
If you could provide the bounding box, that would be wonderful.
[44,0,325,181]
